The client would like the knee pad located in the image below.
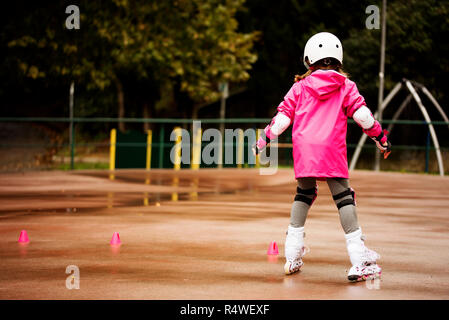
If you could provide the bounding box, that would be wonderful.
[332,187,356,209]
[294,186,318,206]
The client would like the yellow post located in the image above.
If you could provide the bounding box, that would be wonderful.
[145,130,152,185]
[189,177,199,201]
[143,192,149,206]
[173,127,182,171]
[109,129,117,180]
[171,176,179,202]
[191,127,202,170]
[237,129,244,169]
[255,129,261,168]
[172,127,182,201]
[190,127,201,200]
[107,192,114,208]
[146,130,152,170]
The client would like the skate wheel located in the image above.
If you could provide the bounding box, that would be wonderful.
[284,261,303,275]
[348,271,382,282]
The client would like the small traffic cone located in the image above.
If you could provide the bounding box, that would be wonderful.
[110,232,121,245]
[267,241,279,255]
[18,230,29,243]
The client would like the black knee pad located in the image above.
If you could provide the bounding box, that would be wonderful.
[332,187,356,209]
[294,186,318,206]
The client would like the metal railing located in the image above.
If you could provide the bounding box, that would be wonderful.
[1,117,448,173]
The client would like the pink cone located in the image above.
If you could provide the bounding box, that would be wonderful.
[267,241,279,255]
[110,232,121,245]
[18,230,29,243]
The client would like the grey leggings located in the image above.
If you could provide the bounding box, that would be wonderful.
[290,177,359,234]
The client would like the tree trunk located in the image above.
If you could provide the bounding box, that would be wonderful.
[115,78,126,132]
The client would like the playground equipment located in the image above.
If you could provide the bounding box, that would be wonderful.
[349,79,448,176]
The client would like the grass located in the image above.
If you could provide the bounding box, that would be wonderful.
[56,162,109,170]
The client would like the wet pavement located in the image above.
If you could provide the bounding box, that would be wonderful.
[0,169,448,299]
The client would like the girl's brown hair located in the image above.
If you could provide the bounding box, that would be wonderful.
[294,58,348,82]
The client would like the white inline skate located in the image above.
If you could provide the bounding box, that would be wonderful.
[345,228,382,282]
[284,225,309,275]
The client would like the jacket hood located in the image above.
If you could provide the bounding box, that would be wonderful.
[302,69,347,100]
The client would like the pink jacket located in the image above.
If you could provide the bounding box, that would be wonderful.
[268,70,367,179]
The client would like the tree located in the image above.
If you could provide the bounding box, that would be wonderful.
[343,0,449,146]
[236,0,449,115]
[6,0,259,130]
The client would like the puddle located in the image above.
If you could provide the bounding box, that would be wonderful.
[76,171,256,193]
[0,190,244,217]
[77,171,197,188]
[0,175,258,218]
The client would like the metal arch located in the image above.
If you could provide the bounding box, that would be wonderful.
[349,79,446,176]
[386,94,412,134]
[421,86,449,130]
[380,82,403,113]
[405,81,444,176]
[349,82,402,171]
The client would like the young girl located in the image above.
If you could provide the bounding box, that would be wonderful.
[254,32,391,282]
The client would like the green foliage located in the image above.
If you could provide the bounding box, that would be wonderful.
[168,0,259,103]
[2,0,448,130]
[232,0,449,147]
[344,0,449,107]
[6,0,259,108]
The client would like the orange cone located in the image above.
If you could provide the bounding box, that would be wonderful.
[267,241,279,255]
[18,230,30,243]
[110,232,121,245]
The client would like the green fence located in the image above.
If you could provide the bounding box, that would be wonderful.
[0,117,448,173]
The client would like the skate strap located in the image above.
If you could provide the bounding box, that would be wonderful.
[295,186,318,206]
[302,245,311,256]
[332,188,353,200]
[333,188,356,209]
[294,194,314,205]
[375,130,385,142]
[296,186,317,195]
[336,199,355,209]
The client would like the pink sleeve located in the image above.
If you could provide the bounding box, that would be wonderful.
[259,83,300,143]
[277,82,300,121]
[343,80,366,118]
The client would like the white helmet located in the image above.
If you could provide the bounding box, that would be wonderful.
[303,32,343,69]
